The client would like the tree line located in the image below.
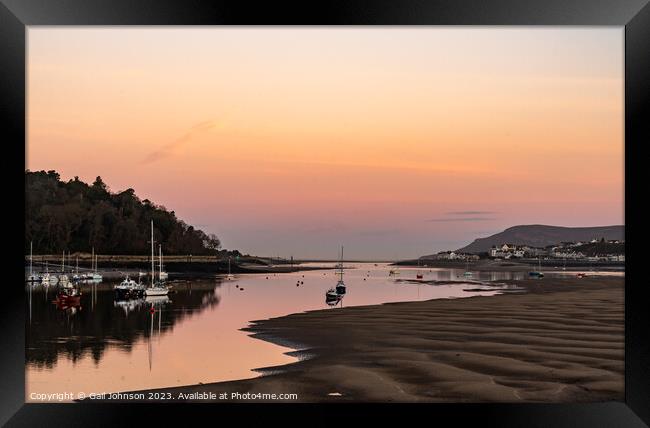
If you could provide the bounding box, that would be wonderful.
[26,170,222,255]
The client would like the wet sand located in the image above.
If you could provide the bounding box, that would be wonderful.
[117,277,624,403]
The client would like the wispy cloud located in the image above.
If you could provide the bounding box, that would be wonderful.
[427,217,497,222]
[141,120,218,165]
[446,211,497,215]
[427,210,498,222]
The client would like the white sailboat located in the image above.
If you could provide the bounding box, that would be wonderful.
[42,261,57,285]
[226,256,234,280]
[26,241,41,282]
[145,220,169,296]
[58,251,69,285]
[158,245,168,281]
[91,250,103,281]
[72,254,80,281]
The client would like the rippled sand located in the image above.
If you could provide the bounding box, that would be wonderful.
[130,277,623,403]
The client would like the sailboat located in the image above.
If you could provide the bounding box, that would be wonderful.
[335,246,346,294]
[145,220,169,296]
[42,261,57,285]
[26,241,41,282]
[416,258,423,279]
[58,251,70,285]
[91,250,103,281]
[226,256,234,280]
[325,246,346,300]
[158,245,169,281]
[463,259,473,277]
[72,254,80,282]
[389,258,400,276]
[529,256,544,278]
[325,287,342,302]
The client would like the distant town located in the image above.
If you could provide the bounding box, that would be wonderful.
[423,238,625,262]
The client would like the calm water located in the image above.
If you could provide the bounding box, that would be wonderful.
[25,263,588,400]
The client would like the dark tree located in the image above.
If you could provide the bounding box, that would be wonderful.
[25,170,222,255]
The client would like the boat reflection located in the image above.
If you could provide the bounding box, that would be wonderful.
[52,283,83,314]
[147,296,169,371]
[114,298,147,316]
[26,281,221,369]
[114,295,171,316]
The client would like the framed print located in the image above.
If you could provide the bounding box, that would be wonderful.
[1,0,648,426]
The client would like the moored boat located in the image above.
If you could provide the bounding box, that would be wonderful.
[326,287,339,300]
[334,246,346,295]
[226,256,234,280]
[26,242,41,283]
[528,257,544,278]
[56,284,82,306]
[145,220,169,297]
[115,276,145,299]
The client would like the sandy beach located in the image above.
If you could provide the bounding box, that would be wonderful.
[108,276,625,403]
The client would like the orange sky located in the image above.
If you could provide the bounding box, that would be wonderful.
[27,28,624,259]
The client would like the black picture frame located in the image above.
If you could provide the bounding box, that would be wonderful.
[1,0,648,426]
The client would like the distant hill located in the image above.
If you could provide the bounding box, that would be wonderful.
[456,225,624,254]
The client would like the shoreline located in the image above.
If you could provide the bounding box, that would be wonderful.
[394,258,625,272]
[97,275,623,403]
[24,262,338,279]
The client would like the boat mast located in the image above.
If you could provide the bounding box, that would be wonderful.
[30,241,33,278]
[91,247,95,273]
[159,244,162,281]
[151,220,155,286]
[340,246,344,281]
[62,250,65,273]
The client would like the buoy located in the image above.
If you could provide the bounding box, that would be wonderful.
[266,277,269,279]
[240,288,244,291]
[301,281,304,284]
[149,307,155,314]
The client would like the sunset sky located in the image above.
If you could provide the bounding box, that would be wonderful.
[27,28,624,260]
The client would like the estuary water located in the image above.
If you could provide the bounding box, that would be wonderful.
[26,262,521,400]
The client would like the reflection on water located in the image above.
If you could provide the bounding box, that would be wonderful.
[26,263,620,399]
